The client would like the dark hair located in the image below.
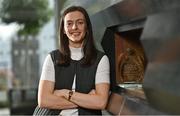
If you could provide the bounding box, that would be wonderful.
[58,6,97,66]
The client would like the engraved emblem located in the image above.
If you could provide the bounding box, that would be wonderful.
[118,48,144,83]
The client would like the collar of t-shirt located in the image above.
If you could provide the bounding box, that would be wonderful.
[70,46,84,61]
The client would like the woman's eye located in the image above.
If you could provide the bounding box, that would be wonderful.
[78,21,84,25]
[67,22,72,26]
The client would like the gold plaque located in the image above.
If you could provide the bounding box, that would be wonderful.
[118,48,144,83]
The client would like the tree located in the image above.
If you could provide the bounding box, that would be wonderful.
[0,0,52,35]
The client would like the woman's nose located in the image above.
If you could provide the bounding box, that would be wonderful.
[72,23,78,29]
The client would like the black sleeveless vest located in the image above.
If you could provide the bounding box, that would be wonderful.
[50,49,104,115]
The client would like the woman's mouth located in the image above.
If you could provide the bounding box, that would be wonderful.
[71,32,81,36]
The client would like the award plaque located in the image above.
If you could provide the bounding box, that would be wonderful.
[118,48,144,83]
[114,29,147,84]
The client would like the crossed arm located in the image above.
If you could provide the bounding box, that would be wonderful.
[38,80,110,110]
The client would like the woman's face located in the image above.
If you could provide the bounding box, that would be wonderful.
[64,11,86,48]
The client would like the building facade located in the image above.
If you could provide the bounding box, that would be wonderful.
[11,36,39,88]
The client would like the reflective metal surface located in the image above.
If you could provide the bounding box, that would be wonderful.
[90,0,180,50]
[93,0,180,114]
[141,10,180,114]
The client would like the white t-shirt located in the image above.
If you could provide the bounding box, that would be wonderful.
[40,47,110,115]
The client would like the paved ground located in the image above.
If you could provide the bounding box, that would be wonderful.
[0,108,9,115]
[0,108,111,115]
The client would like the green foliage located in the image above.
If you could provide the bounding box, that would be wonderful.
[0,101,9,108]
[0,0,53,35]
[0,73,7,90]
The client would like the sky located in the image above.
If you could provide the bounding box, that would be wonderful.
[0,23,21,40]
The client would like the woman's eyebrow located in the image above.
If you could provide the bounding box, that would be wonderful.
[66,20,73,22]
[66,19,84,22]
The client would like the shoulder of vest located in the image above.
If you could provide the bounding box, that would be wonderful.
[96,50,105,58]
[49,49,59,54]
[94,50,106,66]
[49,49,60,64]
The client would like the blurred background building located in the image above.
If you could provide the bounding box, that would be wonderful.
[0,0,55,114]
[11,35,39,88]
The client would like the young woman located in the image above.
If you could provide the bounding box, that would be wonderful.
[33,6,110,115]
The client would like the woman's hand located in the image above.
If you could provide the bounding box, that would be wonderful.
[69,83,110,110]
[38,80,78,109]
[54,89,69,99]
[89,89,96,95]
